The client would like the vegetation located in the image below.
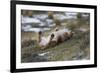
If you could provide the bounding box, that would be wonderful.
[21,11,90,63]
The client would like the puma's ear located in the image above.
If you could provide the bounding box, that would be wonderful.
[38,31,43,43]
[48,34,54,44]
[55,27,59,31]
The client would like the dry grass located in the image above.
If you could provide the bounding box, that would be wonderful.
[21,12,90,62]
[21,27,90,62]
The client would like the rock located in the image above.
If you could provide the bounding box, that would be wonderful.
[65,12,77,19]
[72,51,85,60]
[26,28,42,32]
[24,53,48,62]
[21,25,32,31]
[46,19,54,25]
[38,52,50,56]
[33,14,48,21]
[21,16,41,24]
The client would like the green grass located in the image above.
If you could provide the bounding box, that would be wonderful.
[21,19,90,62]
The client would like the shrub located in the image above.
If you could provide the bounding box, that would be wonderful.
[48,11,54,19]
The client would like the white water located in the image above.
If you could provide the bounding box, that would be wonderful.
[21,12,88,32]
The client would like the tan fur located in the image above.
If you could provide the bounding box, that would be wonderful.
[38,29,74,49]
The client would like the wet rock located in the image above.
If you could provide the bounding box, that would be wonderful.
[54,14,68,22]
[26,28,42,32]
[46,19,54,25]
[21,25,32,31]
[23,53,49,62]
[33,14,48,21]
[21,16,41,24]
[65,12,77,19]
[38,52,50,56]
